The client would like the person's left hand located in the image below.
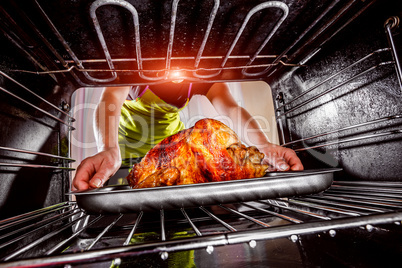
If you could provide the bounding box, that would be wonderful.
[261,144,304,172]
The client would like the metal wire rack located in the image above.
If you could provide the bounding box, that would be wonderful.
[1,181,401,267]
[0,70,75,170]
[276,16,402,152]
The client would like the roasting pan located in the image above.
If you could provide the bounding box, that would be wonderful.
[70,168,341,214]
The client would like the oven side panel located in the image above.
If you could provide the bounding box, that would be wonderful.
[269,0,402,181]
[0,31,74,220]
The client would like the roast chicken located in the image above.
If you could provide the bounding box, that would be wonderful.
[126,118,269,189]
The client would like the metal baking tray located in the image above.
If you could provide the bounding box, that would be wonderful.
[70,168,341,214]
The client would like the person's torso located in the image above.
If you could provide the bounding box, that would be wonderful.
[125,84,192,116]
[119,83,198,159]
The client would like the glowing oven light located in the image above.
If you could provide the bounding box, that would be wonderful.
[169,70,185,83]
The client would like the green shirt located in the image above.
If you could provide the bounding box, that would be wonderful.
[118,85,190,162]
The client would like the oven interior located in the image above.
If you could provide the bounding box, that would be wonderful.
[0,0,401,267]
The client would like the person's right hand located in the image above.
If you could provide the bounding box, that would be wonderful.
[72,148,121,191]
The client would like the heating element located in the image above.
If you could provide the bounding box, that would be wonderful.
[1,181,402,267]
[6,0,400,86]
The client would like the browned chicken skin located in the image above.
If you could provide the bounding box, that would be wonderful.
[126,118,269,189]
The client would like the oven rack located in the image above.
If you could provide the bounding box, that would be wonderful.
[0,71,75,128]
[276,16,402,151]
[276,45,400,119]
[5,0,374,86]
[283,114,401,147]
[1,181,402,267]
[276,16,401,111]
[283,113,402,152]
[276,16,401,115]
[0,71,75,170]
[276,48,392,115]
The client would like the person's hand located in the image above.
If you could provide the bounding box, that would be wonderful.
[261,144,304,172]
[72,148,121,191]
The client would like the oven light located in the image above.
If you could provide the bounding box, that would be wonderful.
[169,70,185,83]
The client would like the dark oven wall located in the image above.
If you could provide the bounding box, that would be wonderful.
[268,0,402,181]
[0,22,75,220]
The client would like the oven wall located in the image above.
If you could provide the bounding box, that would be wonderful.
[268,0,402,181]
[0,34,74,220]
